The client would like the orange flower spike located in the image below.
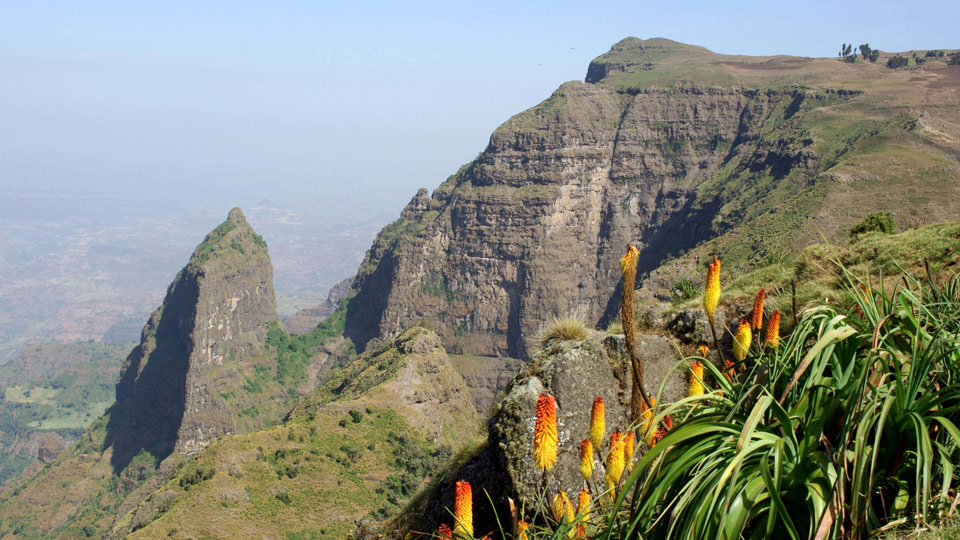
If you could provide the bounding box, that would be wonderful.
[703,256,721,322]
[577,489,591,518]
[688,361,704,397]
[765,309,781,348]
[751,288,766,330]
[723,358,737,381]
[733,318,752,363]
[453,481,473,538]
[517,521,530,540]
[438,524,452,540]
[533,394,558,472]
[589,397,605,451]
[604,431,625,492]
[697,344,709,358]
[579,439,593,481]
[576,489,591,536]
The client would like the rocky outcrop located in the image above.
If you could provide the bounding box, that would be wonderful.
[344,38,852,358]
[424,330,683,531]
[291,327,481,447]
[105,208,277,470]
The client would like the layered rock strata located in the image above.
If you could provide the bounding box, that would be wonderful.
[345,38,849,358]
[106,208,277,468]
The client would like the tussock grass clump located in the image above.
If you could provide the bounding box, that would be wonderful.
[537,318,588,348]
[604,321,623,334]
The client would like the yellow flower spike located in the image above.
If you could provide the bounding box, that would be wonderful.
[552,491,575,535]
[517,520,529,540]
[589,397,605,451]
[533,394,558,472]
[703,256,721,322]
[622,432,635,473]
[751,288,766,331]
[688,361,704,397]
[579,439,593,481]
[604,431,626,492]
[454,480,473,538]
[640,398,658,446]
[697,344,709,358]
[765,309,781,348]
[733,318,752,363]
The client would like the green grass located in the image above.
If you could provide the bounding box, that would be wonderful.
[122,408,451,540]
[27,400,112,429]
[882,519,960,539]
[3,385,60,405]
[669,223,960,331]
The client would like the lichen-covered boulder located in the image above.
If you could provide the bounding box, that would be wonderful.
[425,329,683,532]
[491,330,683,507]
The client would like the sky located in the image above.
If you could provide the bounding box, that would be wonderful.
[1,0,958,216]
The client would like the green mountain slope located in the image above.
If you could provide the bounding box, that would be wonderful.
[116,328,482,539]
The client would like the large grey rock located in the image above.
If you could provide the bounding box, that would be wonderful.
[669,307,727,344]
[424,330,683,530]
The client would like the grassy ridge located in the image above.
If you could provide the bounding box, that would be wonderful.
[667,222,960,324]
[122,408,450,540]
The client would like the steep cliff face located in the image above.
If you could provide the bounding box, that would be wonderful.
[345,37,960,358]
[106,208,277,468]
[345,39,855,358]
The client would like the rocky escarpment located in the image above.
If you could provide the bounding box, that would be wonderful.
[105,208,277,469]
[344,37,857,358]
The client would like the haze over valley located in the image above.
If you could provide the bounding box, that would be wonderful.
[2,2,960,539]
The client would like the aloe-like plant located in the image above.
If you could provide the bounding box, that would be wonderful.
[596,268,960,539]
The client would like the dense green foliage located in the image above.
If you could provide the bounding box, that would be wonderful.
[851,212,898,238]
[602,268,960,539]
[265,298,351,387]
[887,55,910,69]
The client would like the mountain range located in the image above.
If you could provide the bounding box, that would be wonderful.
[1,37,959,539]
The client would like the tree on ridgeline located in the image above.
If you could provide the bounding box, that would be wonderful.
[887,54,909,68]
[839,43,858,63]
[858,43,880,62]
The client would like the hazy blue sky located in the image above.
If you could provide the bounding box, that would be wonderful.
[2,0,957,215]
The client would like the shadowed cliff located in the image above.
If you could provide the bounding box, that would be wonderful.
[104,207,277,472]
